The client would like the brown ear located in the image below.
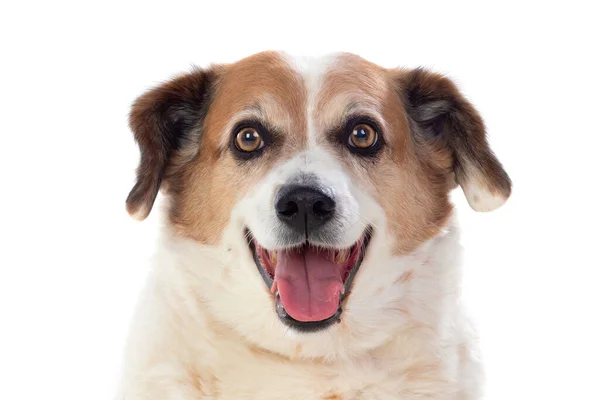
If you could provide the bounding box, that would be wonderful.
[126,68,216,220]
[400,68,512,211]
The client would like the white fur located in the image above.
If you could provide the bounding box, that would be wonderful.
[462,168,508,212]
[129,204,151,222]
[117,54,484,399]
[243,146,366,250]
[117,216,481,399]
[463,181,507,212]
[283,52,338,148]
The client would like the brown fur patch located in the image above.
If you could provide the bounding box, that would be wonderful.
[164,52,308,244]
[313,53,510,254]
[315,54,453,254]
[126,68,217,220]
[398,270,414,284]
[321,393,344,400]
[187,364,220,397]
[127,51,510,252]
[398,68,512,208]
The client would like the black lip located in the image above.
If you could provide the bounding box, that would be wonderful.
[247,228,373,332]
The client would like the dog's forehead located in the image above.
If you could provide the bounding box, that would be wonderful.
[204,52,306,147]
[306,53,390,131]
[208,51,390,145]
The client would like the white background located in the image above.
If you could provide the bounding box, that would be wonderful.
[1,1,599,399]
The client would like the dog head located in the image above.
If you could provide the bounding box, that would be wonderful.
[126,51,511,356]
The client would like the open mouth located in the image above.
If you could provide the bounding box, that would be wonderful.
[247,228,372,332]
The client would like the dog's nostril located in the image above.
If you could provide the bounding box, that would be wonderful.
[279,201,299,218]
[313,200,334,218]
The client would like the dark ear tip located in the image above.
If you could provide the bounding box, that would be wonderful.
[500,170,513,197]
[489,156,513,197]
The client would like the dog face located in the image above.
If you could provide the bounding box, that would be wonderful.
[126,51,511,353]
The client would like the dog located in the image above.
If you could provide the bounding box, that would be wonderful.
[118,51,511,400]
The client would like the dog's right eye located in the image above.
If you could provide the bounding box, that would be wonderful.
[235,127,264,153]
[348,123,378,149]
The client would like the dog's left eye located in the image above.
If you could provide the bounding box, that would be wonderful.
[235,127,264,152]
[348,123,378,149]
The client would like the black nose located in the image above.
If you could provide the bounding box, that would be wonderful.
[275,185,336,233]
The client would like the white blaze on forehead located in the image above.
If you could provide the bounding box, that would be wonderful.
[237,53,390,255]
[282,52,342,146]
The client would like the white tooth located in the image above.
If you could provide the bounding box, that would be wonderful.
[335,249,349,264]
[270,251,278,266]
[328,250,336,263]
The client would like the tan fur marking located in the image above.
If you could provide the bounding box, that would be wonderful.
[322,393,344,400]
[168,52,308,243]
[315,54,453,254]
[398,270,414,283]
[402,362,449,393]
[294,343,303,357]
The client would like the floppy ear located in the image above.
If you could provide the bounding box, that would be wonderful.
[126,68,216,220]
[400,68,512,211]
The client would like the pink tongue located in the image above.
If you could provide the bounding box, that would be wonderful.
[274,247,343,322]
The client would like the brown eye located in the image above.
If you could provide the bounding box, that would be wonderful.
[235,127,264,152]
[349,123,377,149]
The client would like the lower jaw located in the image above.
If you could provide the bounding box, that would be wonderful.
[275,294,343,332]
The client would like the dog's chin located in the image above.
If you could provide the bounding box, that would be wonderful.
[246,227,372,333]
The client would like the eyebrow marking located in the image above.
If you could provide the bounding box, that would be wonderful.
[217,104,267,150]
[345,101,380,115]
[218,106,290,154]
[320,103,386,142]
[325,111,384,138]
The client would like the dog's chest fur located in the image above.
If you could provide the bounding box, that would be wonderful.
[193,334,455,399]
[119,223,477,400]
